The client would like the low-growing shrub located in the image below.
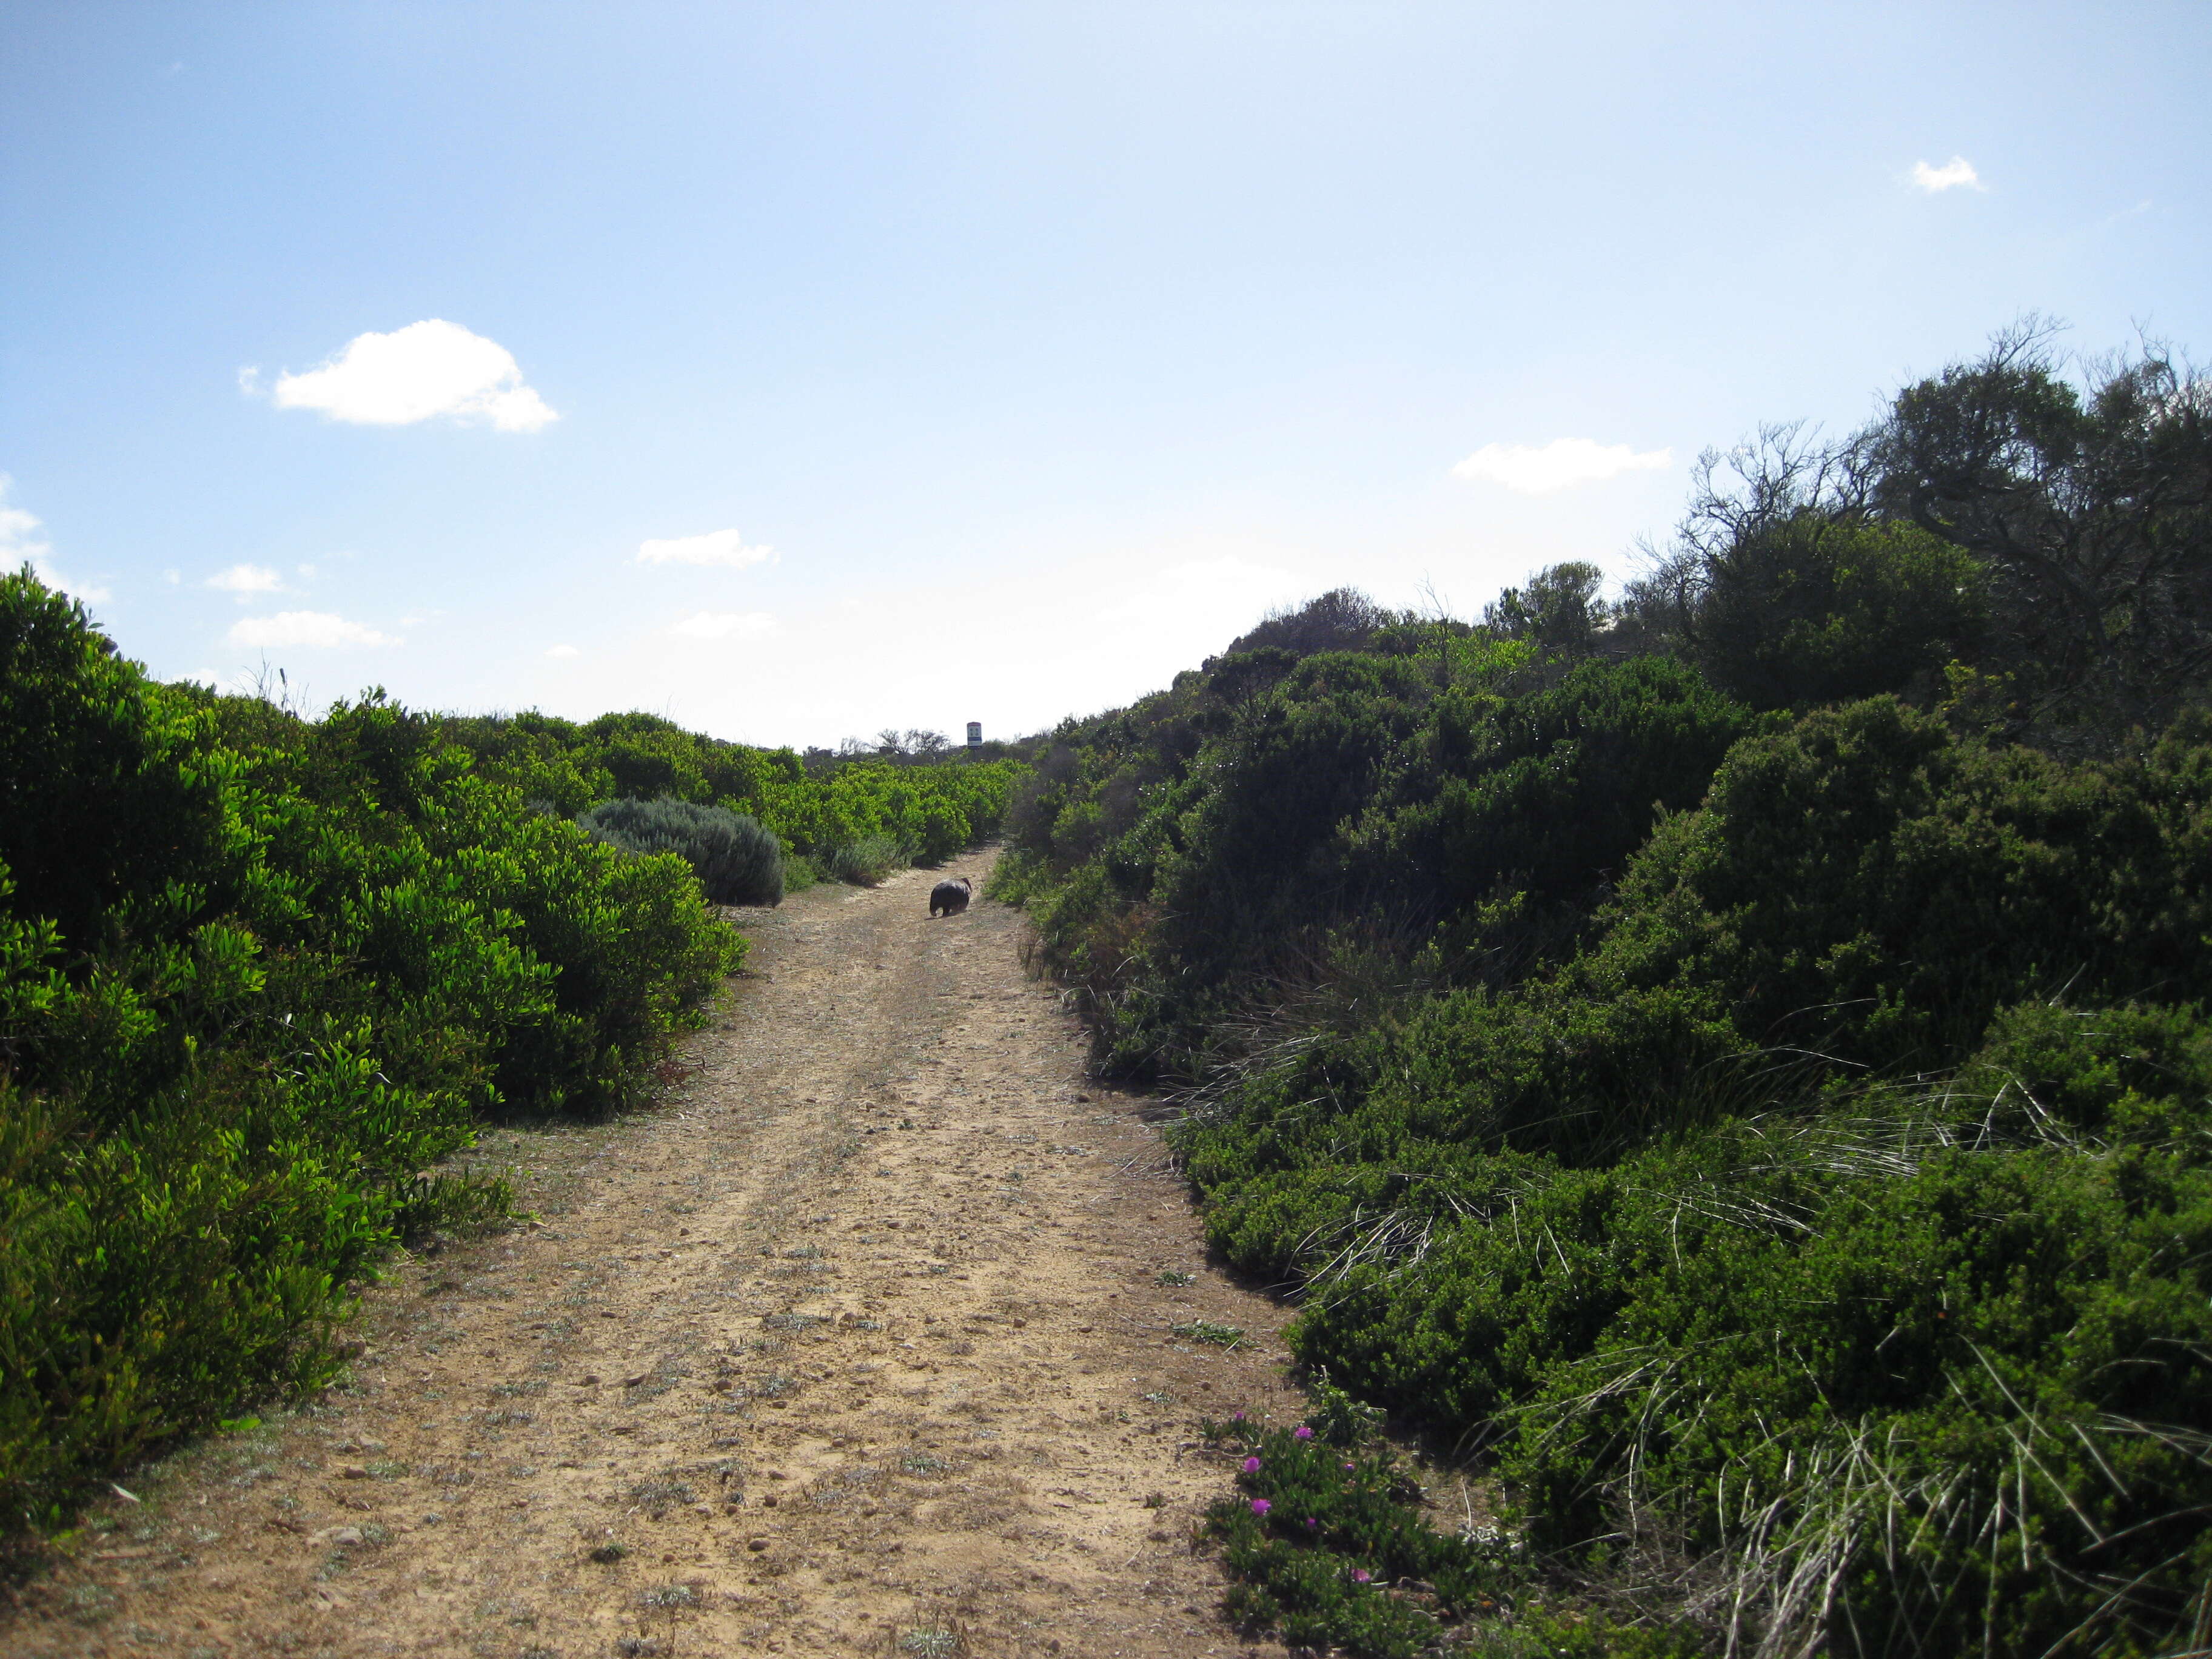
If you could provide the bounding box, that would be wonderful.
[1200,1419,1695,1659]
[578,796,785,906]
[824,834,910,886]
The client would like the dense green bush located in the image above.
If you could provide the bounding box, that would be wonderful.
[994,641,1759,1082]
[1005,650,2212,1650]
[993,326,2212,1654]
[0,571,744,1531]
[1683,516,1986,709]
[579,796,785,906]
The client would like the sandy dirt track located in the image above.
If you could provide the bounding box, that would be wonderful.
[4,851,1298,1658]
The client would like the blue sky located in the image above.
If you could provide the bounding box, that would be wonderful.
[5,2,2207,747]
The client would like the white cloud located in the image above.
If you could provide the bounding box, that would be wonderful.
[0,475,110,603]
[1911,156,1984,193]
[1,487,49,563]
[637,528,774,568]
[668,611,776,640]
[205,563,287,600]
[263,320,558,431]
[227,611,400,648]
[546,643,581,659]
[1452,438,1673,494]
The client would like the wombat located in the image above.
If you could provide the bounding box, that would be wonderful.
[930,876,974,917]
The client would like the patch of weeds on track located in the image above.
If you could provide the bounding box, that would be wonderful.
[628,1476,695,1517]
[897,1625,969,1658]
[1156,1269,1196,1285]
[808,1466,883,1506]
[1172,1318,1247,1348]
[61,1583,120,1626]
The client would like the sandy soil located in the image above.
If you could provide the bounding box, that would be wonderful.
[2,851,1301,1659]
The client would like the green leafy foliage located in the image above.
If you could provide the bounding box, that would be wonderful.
[0,571,745,1532]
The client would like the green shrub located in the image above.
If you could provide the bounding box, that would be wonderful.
[578,796,785,906]
[0,571,746,1530]
[996,545,2212,1650]
[824,834,911,886]
[1686,515,1987,710]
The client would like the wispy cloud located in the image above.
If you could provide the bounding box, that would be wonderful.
[1,475,110,603]
[668,611,775,640]
[1452,438,1673,494]
[1911,155,1984,193]
[227,611,400,648]
[259,320,558,431]
[637,528,774,569]
[546,643,581,659]
[205,563,287,600]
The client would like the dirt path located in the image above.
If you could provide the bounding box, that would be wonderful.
[4,851,1298,1658]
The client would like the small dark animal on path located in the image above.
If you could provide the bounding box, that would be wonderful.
[930,877,974,917]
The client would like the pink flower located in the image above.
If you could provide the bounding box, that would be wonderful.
[1232,1411,1246,1423]
[1305,1517,1319,1530]
[1250,1498,1271,1517]
[1352,1568,1372,1584]
[1344,1461,1356,1472]
[1293,1426,1315,1440]
[1242,1456,1262,1473]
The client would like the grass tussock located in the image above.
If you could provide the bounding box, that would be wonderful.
[822,833,913,886]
